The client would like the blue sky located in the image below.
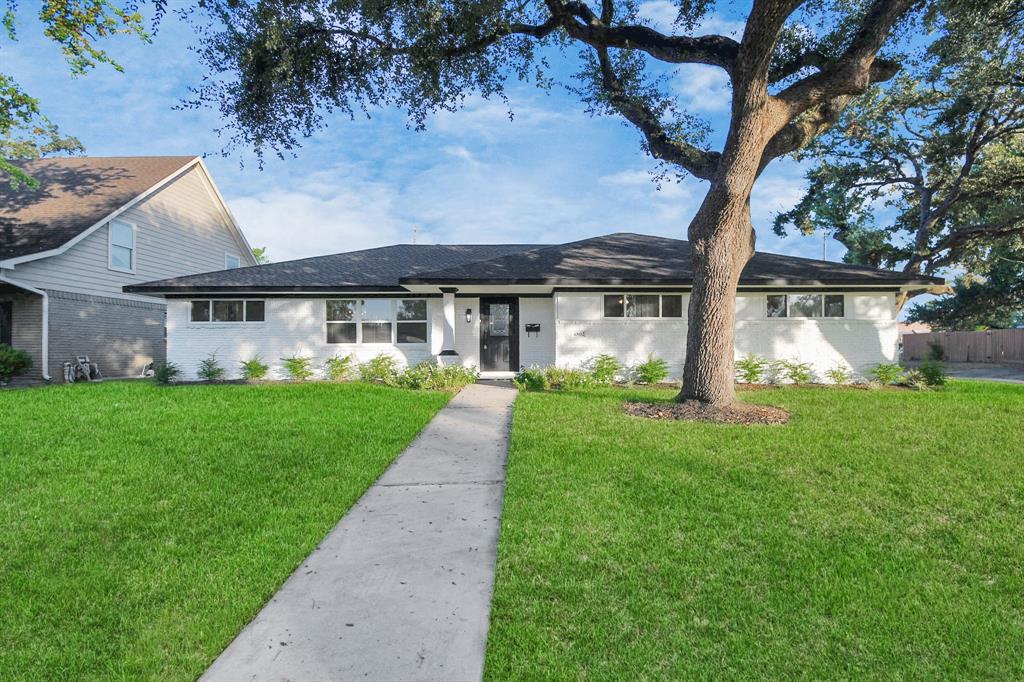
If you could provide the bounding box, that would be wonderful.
[6,1,846,265]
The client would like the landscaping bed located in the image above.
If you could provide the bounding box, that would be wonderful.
[486,381,1024,679]
[0,381,450,680]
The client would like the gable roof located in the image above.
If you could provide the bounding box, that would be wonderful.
[125,243,545,293]
[0,156,197,262]
[125,232,943,294]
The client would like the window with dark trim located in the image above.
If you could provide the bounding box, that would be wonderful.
[327,300,358,343]
[325,299,429,345]
[396,299,428,344]
[190,299,265,323]
[603,294,684,318]
[765,294,845,318]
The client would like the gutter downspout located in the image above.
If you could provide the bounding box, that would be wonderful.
[0,270,50,381]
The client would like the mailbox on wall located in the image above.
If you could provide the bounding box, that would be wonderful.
[525,323,541,337]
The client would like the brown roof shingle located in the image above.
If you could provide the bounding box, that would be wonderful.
[0,156,196,261]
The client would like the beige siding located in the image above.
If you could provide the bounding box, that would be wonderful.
[8,165,253,299]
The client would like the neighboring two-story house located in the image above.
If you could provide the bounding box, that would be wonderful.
[0,156,255,381]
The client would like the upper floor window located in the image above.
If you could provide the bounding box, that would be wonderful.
[603,294,683,318]
[766,294,845,318]
[225,254,241,269]
[108,220,135,273]
[190,299,265,323]
[326,299,429,344]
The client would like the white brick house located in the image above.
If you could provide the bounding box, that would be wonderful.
[126,233,945,381]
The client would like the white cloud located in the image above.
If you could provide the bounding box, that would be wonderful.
[637,2,745,37]
[674,64,732,113]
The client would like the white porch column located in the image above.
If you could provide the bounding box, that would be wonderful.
[439,287,458,360]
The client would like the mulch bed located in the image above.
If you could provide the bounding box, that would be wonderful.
[624,399,791,425]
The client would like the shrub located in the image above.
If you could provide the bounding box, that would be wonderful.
[779,359,813,384]
[633,354,670,385]
[0,344,32,384]
[513,366,549,391]
[587,354,622,385]
[153,361,180,385]
[735,354,767,383]
[398,361,479,390]
[239,355,269,381]
[903,368,932,391]
[825,364,852,385]
[544,366,590,390]
[927,341,946,361]
[197,353,226,382]
[324,354,355,382]
[281,355,314,381]
[870,362,904,385]
[359,353,399,385]
[917,360,947,387]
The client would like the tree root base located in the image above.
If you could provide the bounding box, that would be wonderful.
[624,399,790,425]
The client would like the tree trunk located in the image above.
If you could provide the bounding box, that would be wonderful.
[677,186,757,406]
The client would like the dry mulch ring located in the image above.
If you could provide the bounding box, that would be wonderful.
[624,399,790,425]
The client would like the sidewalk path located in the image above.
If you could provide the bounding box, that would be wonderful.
[202,382,517,682]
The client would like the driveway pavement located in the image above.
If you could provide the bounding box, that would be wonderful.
[927,362,1024,383]
[202,382,517,682]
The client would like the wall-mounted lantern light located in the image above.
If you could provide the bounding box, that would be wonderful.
[465,308,473,323]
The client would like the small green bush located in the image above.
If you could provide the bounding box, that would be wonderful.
[870,362,904,385]
[359,353,399,385]
[196,353,226,382]
[281,355,314,381]
[544,366,590,390]
[903,368,932,391]
[153,361,180,385]
[239,355,269,381]
[397,361,478,390]
[633,354,670,385]
[779,359,813,384]
[0,343,32,384]
[513,366,549,391]
[927,341,946,361]
[324,354,355,382]
[735,354,767,383]
[917,360,947,387]
[587,354,622,385]
[825,365,852,385]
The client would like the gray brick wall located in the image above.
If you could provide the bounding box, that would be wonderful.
[0,290,44,380]
[47,290,166,380]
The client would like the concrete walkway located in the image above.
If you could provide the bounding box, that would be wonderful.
[202,383,517,682]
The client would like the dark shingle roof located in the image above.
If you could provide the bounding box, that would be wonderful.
[402,233,945,286]
[0,156,196,261]
[124,243,545,293]
[125,232,943,293]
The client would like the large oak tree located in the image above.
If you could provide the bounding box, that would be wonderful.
[189,0,956,406]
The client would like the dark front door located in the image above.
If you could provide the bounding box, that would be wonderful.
[0,301,11,346]
[479,297,518,372]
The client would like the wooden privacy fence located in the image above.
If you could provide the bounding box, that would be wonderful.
[903,329,1024,363]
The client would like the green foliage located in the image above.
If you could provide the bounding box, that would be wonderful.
[281,355,314,381]
[779,359,814,384]
[824,365,853,385]
[513,366,549,392]
[153,361,180,385]
[735,354,768,383]
[359,353,399,385]
[324,354,355,382]
[633,354,670,385]
[544,366,591,390]
[764,360,786,385]
[239,355,269,381]
[587,354,622,385]
[396,361,478,391]
[903,368,932,391]
[870,363,905,385]
[196,353,226,382]
[251,246,270,264]
[927,341,946,361]
[0,343,32,383]
[917,360,948,387]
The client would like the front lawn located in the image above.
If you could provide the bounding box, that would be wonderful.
[486,381,1024,679]
[0,381,449,680]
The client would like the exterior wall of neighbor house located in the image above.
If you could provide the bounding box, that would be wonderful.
[8,165,254,299]
[554,291,898,379]
[0,290,44,380]
[166,298,444,380]
[47,290,166,379]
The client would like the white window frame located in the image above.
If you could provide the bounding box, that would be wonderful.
[765,293,846,319]
[225,253,241,269]
[602,293,684,319]
[189,299,266,324]
[108,220,137,274]
[324,298,430,345]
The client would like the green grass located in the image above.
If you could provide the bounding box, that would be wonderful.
[0,380,449,680]
[485,381,1024,679]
